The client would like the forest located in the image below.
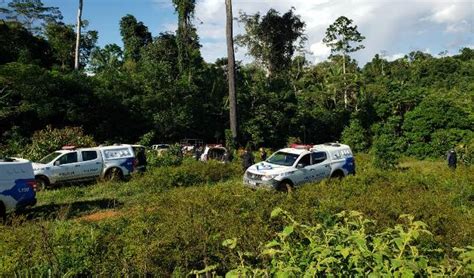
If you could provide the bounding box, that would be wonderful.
[0,0,472,166]
[1,1,473,276]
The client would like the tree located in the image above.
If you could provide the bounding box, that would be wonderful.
[323,16,365,108]
[44,22,97,70]
[119,14,152,62]
[237,8,306,77]
[0,20,54,67]
[7,0,62,33]
[225,0,238,145]
[74,0,83,70]
[89,44,123,73]
[172,0,202,77]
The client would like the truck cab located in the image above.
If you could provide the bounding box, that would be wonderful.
[243,143,355,191]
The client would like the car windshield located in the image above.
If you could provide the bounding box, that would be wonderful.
[266,151,299,166]
[38,151,62,164]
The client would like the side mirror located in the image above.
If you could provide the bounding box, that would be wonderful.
[54,161,60,166]
[297,163,304,169]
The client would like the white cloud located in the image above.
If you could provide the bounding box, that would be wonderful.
[385,53,405,61]
[310,41,331,63]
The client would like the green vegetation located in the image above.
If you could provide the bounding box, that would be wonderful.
[1,1,472,158]
[0,0,473,275]
[1,156,472,276]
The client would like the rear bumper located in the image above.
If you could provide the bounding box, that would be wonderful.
[16,197,37,209]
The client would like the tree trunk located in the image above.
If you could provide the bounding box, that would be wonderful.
[343,53,348,109]
[74,0,83,70]
[226,0,238,144]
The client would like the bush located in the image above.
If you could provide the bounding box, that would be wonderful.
[146,143,183,167]
[223,209,472,277]
[341,119,369,152]
[22,126,96,161]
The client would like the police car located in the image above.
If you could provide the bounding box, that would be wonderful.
[0,157,37,220]
[33,145,137,190]
[244,143,355,191]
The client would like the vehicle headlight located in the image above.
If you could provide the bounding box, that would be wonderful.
[261,174,278,181]
[278,172,294,178]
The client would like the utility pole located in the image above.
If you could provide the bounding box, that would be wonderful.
[74,0,83,70]
[226,0,238,144]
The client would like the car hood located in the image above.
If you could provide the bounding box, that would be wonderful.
[32,162,48,171]
[247,162,294,175]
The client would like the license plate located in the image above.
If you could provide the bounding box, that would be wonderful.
[249,181,257,186]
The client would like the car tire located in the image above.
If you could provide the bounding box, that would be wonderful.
[35,176,50,191]
[330,170,345,180]
[277,180,294,193]
[0,202,6,224]
[104,168,123,182]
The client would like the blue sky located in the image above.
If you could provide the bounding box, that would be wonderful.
[6,1,474,65]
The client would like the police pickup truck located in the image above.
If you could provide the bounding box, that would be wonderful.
[244,143,355,191]
[0,158,37,220]
[33,145,136,190]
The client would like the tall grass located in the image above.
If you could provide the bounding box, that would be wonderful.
[0,155,472,276]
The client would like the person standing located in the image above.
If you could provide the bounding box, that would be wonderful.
[241,146,254,171]
[260,147,267,162]
[447,149,457,170]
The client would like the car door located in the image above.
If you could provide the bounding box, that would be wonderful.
[292,154,312,185]
[311,151,331,181]
[79,150,102,179]
[51,152,80,182]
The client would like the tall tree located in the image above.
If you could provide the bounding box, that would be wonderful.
[236,8,305,77]
[74,0,83,70]
[323,16,365,109]
[172,0,201,77]
[45,21,97,70]
[119,15,152,62]
[225,0,238,144]
[7,0,62,33]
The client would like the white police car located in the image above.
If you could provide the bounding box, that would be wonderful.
[0,157,37,220]
[33,145,136,190]
[244,143,355,191]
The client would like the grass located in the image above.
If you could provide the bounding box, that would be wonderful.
[0,155,472,276]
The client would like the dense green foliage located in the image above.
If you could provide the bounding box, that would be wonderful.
[224,210,472,276]
[1,1,472,160]
[1,156,472,276]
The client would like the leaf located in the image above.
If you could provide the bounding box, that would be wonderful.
[281,225,294,238]
[340,247,351,259]
[265,240,280,248]
[271,207,284,218]
[222,238,237,249]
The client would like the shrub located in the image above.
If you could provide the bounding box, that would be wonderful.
[146,143,183,167]
[341,119,369,152]
[23,126,96,161]
[403,98,472,158]
[223,209,472,277]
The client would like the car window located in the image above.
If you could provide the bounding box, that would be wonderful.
[298,154,311,167]
[82,151,98,161]
[266,152,299,166]
[39,151,62,164]
[312,152,327,164]
[57,152,78,165]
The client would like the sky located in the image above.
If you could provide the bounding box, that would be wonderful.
[5,0,474,65]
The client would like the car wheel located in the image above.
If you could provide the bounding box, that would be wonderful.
[105,168,123,181]
[330,170,345,180]
[0,202,6,224]
[35,176,49,191]
[278,180,293,193]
